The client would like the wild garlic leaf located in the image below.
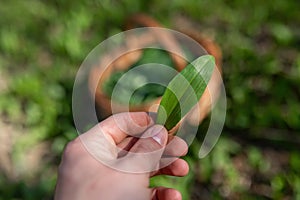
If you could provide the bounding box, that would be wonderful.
[156,55,215,130]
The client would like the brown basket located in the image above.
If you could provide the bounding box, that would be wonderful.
[89,14,222,128]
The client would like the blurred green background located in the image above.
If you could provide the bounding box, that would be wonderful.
[0,0,300,199]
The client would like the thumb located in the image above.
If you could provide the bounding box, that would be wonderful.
[130,125,168,153]
[119,125,168,173]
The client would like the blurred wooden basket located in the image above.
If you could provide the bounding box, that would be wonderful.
[89,14,222,126]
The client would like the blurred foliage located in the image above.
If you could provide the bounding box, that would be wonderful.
[0,0,300,199]
[103,49,174,105]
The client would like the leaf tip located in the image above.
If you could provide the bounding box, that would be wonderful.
[202,54,215,63]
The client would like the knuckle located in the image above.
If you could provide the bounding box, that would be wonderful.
[59,138,83,177]
[63,138,81,159]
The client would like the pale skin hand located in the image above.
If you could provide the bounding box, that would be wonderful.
[55,112,189,200]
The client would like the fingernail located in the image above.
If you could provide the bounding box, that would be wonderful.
[151,125,167,146]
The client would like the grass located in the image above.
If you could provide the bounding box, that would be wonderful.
[0,0,300,199]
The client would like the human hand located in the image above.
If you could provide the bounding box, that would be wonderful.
[54,112,189,200]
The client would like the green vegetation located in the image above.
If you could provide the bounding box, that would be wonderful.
[103,48,175,105]
[0,0,300,199]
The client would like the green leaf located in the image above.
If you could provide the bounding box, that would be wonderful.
[156,55,215,130]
